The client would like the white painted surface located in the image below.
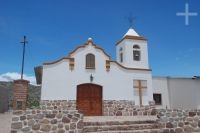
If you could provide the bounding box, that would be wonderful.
[116,39,149,69]
[152,77,170,109]
[152,77,200,109]
[123,28,139,37]
[41,41,153,105]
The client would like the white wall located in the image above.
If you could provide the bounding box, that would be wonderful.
[41,42,153,105]
[153,77,200,109]
[168,78,200,109]
[116,39,149,69]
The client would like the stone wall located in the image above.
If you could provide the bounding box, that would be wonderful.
[40,100,76,111]
[10,100,157,133]
[158,109,200,132]
[104,100,157,116]
[40,100,157,116]
[11,109,83,133]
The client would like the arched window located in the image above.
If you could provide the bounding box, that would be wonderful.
[133,45,140,61]
[86,53,95,69]
[119,47,123,63]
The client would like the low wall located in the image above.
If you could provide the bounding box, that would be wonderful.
[158,109,200,132]
[10,100,156,133]
[40,100,156,116]
[11,109,83,133]
[103,100,156,116]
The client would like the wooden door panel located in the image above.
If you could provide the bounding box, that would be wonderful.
[77,83,102,116]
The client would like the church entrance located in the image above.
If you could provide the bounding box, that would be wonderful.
[76,83,102,116]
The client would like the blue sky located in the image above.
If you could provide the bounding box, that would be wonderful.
[0,0,200,82]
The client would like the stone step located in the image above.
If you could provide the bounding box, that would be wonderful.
[83,123,160,132]
[87,129,161,133]
[83,116,160,132]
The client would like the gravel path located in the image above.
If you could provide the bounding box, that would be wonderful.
[0,112,12,133]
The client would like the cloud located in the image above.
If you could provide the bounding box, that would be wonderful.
[0,72,36,85]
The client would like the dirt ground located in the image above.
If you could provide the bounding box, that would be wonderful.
[0,112,12,133]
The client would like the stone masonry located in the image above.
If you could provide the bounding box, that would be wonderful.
[10,100,200,132]
[11,109,83,133]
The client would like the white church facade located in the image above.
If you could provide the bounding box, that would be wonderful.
[35,27,200,114]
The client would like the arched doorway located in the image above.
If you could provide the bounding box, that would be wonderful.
[76,83,102,116]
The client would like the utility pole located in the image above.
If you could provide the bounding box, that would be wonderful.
[20,36,28,79]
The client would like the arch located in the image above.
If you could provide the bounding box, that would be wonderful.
[133,45,140,49]
[86,53,95,69]
[119,47,123,63]
[133,45,141,61]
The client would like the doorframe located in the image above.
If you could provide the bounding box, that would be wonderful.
[76,83,103,116]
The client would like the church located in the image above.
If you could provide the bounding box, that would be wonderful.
[35,27,200,115]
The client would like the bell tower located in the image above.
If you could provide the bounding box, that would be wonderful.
[116,27,149,69]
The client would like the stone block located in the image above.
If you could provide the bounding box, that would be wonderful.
[70,123,76,130]
[51,125,57,131]
[184,125,194,132]
[20,115,26,120]
[77,120,84,129]
[65,124,70,130]
[12,117,19,121]
[57,129,65,133]
[10,130,17,133]
[21,126,30,132]
[62,116,70,123]
[40,124,51,132]
[32,123,40,130]
[28,119,35,126]
[58,123,63,128]
[27,114,34,120]
[56,113,63,119]
[11,122,23,129]
[178,121,184,127]
[162,129,169,133]
[151,109,157,115]
[13,110,23,115]
[46,113,56,118]
[190,121,198,128]
[51,119,57,124]
[175,127,183,133]
[23,120,27,126]
[40,118,49,124]
[166,122,173,128]
[189,111,196,117]
[34,114,44,120]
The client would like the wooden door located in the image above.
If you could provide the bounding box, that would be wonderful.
[77,83,102,116]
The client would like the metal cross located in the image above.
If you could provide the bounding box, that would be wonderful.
[127,13,136,28]
[20,36,28,79]
[176,3,198,25]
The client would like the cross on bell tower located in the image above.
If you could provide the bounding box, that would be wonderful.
[127,13,136,28]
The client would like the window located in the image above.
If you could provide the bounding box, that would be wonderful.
[133,45,140,61]
[119,48,123,63]
[86,53,95,69]
[153,93,162,105]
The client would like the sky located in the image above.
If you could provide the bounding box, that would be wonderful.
[0,0,200,84]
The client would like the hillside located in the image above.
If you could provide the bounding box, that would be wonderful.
[0,81,41,109]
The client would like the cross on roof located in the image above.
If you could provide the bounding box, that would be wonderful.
[127,14,136,28]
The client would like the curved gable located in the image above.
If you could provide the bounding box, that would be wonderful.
[43,38,112,65]
[67,39,112,60]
